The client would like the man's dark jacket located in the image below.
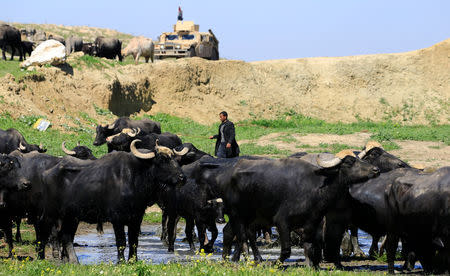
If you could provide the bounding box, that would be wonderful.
[213,120,240,158]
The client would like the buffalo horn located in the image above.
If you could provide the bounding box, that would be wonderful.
[77,141,81,146]
[39,142,44,149]
[357,150,367,159]
[173,147,189,156]
[127,128,140,137]
[18,142,26,151]
[107,121,115,129]
[61,141,76,155]
[316,154,342,168]
[130,139,155,159]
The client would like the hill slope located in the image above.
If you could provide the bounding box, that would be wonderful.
[0,35,448,128]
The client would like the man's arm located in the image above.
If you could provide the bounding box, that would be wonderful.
[225,122,235,148]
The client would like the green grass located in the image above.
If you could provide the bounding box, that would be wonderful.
[0,60,39,79]
[0,258,384,276]
[0,113,108,158]
[1,111,447,160]
[68,55,135,71]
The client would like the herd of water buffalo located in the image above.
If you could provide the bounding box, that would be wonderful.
[0,24,128,62]
[0,116,449,274]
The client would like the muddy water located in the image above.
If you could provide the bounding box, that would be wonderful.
[74,224,422,271]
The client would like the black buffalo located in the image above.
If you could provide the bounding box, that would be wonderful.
[211,151,379,266]
[81,42,95,55]
[61,141,96,160]
[0,128,46,154]
[0,154,32,257]
[173,143,212,166]
[41,140,185,263]
[105,128,182,152]
[385,167,450,274]
[94,36,122,61]
[0,24,23,61]
[323,142,412,267]
[7,151,63,258]
[93,117,161,152]
[65,36,83,55]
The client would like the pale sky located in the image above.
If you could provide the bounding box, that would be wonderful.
[2,0,449,61]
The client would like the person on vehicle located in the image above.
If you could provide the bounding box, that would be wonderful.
[209,111,240,158]
[178,6,183,21]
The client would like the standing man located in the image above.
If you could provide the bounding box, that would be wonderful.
[177,6,183,21]
[209,111,240,158]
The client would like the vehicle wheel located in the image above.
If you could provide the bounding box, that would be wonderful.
[211,48,219,60]
[188,47,196,57]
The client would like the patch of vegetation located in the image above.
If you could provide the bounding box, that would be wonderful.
[142,212,163,224]
[0,60,38,79]
[240,143,290,156]
[0,113,107,158]
[0,258,383,276]
[93,104,113,117]
[272,133,297,143]
[245,113,449,145]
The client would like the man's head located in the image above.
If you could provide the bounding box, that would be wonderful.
[219,111,228,122]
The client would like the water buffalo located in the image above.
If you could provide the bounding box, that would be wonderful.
[47,34,65,45]
[215,150,379,266]
[0,128,46,154]
[41,140,186,263]
[61,141,96,160]
[94,36,122,61]
[173,143,212,166]
[81,42,95,55]
[105,128,182,152]
[122,36,154,64]
[323,141,413,267]
[65,36,83,55]
[0,154,32,257]
[93,117,161,152]
[385,167,450,274]
[0,24,23,61]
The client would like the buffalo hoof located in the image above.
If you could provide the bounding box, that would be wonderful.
[168,247,174,253]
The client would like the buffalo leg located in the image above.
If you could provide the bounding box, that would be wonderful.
[185,218,196,252]
[196,222,208,252]
[204,222,218,253]
[369,235,381,258]
[385,234,399,274]
[167,214,178,252]
[14,217,22,243]
[160,209,168,245]
[0,217,14,258]
[127,221,141,262]
[248,226,263,262]
[112,223,126,263]
[350,226,365,258]
[276,221,291,263]
[324,219,346,268]
[222,222,233,260]
[341,231,352,258]
[230,219,245,262]
[60,220,79,264]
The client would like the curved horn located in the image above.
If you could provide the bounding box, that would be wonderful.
[173,147,189,156]
[357,150,367,159]
[127,128,140,137]
[18,142,26,151]
[77,141,81,146]
[61,141,76,155]
[107,121,115,129]
[130,139,155,159]
[39,142,44,149]
[316,154,342,168]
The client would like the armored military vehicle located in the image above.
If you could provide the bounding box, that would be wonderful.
[154,21,219,60]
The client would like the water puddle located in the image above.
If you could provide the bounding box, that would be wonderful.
[74,223,422,271]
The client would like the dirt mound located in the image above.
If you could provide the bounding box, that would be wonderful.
[0,39,449,128]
